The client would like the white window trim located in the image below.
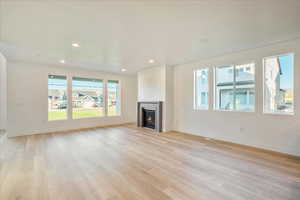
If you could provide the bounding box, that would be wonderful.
[71,76,105,120]
[194,68,209,110]
[48,74,122,121]
[262,53,295,115]
[106,79,122,117]
[214,63,256,112]
[48,74,69,121]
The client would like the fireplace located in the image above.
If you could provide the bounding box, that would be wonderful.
[137,102,162,132]
[143,109,156,129]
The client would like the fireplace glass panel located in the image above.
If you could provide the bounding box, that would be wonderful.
[143,109,156,129]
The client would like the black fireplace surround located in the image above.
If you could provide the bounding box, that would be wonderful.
[137,102,162,132]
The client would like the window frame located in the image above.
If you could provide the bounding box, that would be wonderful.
[262,53,295,115]
[48,74,69,121]
[71,76,105,119]
[214,62,256,112]
[194,68,209,110]
[47,74,122,121]
[106,79,122,117]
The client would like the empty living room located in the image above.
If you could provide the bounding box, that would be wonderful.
[1,0,300,199]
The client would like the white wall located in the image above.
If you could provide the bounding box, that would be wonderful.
[137,65,174,131]
[164,66,174,131]
[0,52,7,130]
[7,61,137,137]
[174,38,300,156]
[138,66,166,102]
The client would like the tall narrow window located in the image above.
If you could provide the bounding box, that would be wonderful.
[235,63,255,111]
[72,77,104,119]
[194,68,209,110]
[48,75,68,121]
[215,63,255,111]
[264,54,294,114]
[215,66,234,110]
[107,80,121,116]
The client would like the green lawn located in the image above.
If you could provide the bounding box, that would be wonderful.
[48,111,67,121]
[48,107,118,121]
[108,106,118,116]
[73,109,104,119]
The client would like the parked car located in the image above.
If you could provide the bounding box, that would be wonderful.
[58,103,67,109]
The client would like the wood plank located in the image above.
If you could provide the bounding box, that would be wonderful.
[0,125,299,200]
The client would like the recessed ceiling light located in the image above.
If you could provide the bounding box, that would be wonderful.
[60,59,65,64]
[121,68,127,72]
[72,43,80,47]
[148,59,155,64]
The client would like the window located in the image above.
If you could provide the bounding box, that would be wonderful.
[48,75,68,121]
[263,54,294,114]
[72,77,104,119]
[194,68,209,109]
[48,76,121,120]
[215,63,255,111]
[107,80,121,116]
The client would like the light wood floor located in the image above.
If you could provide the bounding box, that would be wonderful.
[1,125,300,200]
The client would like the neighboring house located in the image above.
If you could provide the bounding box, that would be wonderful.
[78,95,98,108]
[196,69,209,108]
[72,91,103,108]
[216,64,255,111]
[264,57,286,111]
[49,89,105,110]
[48,89,67,110]
[285,88,293,104]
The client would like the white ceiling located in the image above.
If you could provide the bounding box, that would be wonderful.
[0,0,300,74]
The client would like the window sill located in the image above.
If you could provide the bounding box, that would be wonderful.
[72,115,122,119]
[48,115,123,122]
[72,116,105,120]
[194,108,209,111]
[107,115,122,117]
[214,109,256,113]
[48,119,68,122]
[263,112,294,116]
